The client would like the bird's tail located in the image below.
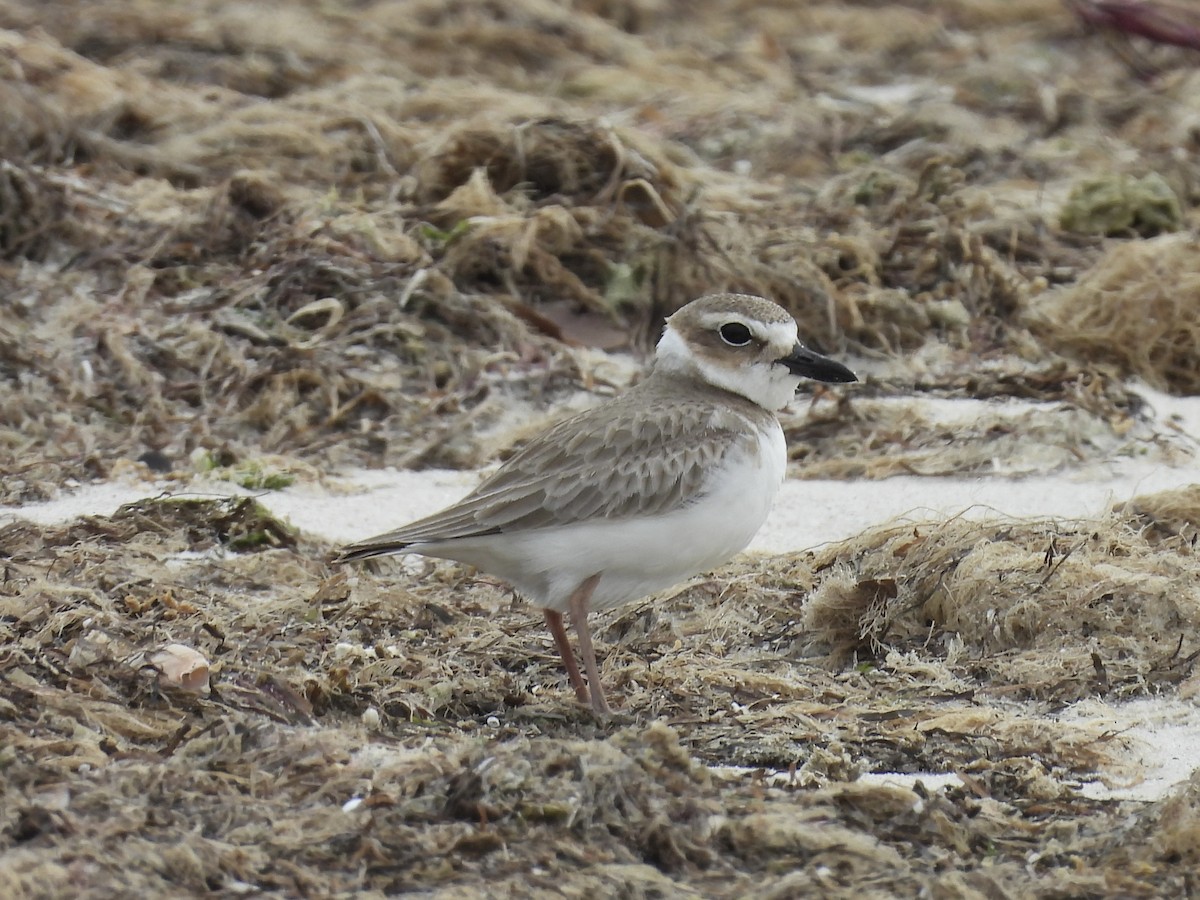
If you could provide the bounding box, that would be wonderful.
[331,540,412,564]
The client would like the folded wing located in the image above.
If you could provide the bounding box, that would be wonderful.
[335,391,758,561]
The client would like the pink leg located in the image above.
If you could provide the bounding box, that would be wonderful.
[567,574,610,715]
[544,609,589,704]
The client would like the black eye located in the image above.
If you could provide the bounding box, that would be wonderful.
[719,322,753,346]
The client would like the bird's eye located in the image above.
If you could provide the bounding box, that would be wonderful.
[719,322,753,346]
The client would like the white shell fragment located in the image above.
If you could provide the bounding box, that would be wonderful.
[149,643,211,694]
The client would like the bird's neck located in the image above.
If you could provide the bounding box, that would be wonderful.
[640,362,775,420]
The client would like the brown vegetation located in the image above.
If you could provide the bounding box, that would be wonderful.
[3,0,1200,895]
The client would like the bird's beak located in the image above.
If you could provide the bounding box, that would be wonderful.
[777,343,858,383]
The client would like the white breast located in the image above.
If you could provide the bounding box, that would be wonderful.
[433,421,788,612]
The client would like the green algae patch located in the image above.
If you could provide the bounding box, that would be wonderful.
[1059,173,1183,237]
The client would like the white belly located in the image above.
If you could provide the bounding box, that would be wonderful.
[419,423,788,612]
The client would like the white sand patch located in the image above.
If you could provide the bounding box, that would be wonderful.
[3,479,169,526]
[855,771,964,793]
[6,383,1197,551]
[710,696,1200,804]
[4,452,1197,558]
[1063,697,1200,802]
[7,459,1197,556]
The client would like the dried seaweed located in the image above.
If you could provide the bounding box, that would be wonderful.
[3,484,1198,896]
[1026,234,1200,395]
[3,0,1200,895]
[1,0,1191,499]
[801,486,1200,704]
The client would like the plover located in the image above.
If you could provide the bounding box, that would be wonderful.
[336,293,857,714]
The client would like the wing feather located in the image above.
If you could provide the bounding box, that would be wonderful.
[336,380,768,561]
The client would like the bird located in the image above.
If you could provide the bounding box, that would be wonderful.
[335,293,857,715]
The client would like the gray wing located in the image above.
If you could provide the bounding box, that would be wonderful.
[336,390,760,561]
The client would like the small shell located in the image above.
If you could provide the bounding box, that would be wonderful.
[149,643,211,694]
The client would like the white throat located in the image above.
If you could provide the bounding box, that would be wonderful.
[655,327,800,411]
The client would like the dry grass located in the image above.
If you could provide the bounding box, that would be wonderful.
[3,492,1199,896]
[1027,234,1200,394]
[2,0,1194,501]
[801,493,1200,704]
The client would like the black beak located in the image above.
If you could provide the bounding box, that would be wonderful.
[777,343,857,384]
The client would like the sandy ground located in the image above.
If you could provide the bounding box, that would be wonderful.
[7,388,1199,808]
[13,384,1200,550]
